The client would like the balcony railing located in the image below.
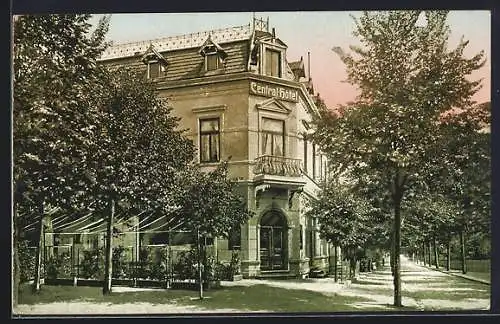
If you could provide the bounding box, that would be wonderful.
[253,155,303,177]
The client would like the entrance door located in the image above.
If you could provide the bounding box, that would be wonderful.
[260,211,287,270]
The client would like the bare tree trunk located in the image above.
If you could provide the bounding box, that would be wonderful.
[446,240,451,271]
[197,228,203,300]
[393,194,402,307]
[433,238,439,269]
[13,202,20,307]
[103,198,115,295]
[390,233,395,276]
[334,245,338,282]
[349,256,356,279]
[427,240,432,266]
[460,230,467,274]
[422,241,426,266]
[32,203,44,293]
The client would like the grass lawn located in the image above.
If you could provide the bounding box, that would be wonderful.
[18,283,385,313]
[463,272,490,283]
[403,278,490,301]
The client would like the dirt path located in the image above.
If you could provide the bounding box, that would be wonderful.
[14,255,489,315]
[14,301,258,315]
[223,255,490,311]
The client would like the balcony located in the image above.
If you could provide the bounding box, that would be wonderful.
[253,155,303,178]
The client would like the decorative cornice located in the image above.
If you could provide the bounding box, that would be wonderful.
[192,105,227,114]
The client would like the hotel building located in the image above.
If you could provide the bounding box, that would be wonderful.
[98,18,337,278]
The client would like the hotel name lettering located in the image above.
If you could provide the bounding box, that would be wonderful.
[250,81,299,102]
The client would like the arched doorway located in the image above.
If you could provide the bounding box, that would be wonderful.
[260,210,288,270]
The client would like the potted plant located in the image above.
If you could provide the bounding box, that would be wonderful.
[230,251,243,281]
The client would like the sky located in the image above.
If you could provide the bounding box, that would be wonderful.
[90,11,491,109]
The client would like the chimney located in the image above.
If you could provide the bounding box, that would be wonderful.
[272,27,276,39]
[307,51,311,81]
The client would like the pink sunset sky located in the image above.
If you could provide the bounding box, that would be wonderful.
[91,11,491,109]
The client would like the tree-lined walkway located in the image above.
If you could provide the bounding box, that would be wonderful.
[223,255,490,311]
[14,254,489,314]
[415,261,491,285]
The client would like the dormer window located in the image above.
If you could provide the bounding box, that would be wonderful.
[256,33,287,79]
[147,60,166,79]
[141,44,168,79]
[206,52,219,71]
[265,48,281,77]
[199,35,227,73]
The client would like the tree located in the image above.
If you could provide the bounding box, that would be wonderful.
[13,14,110,302]
[306,179,376,279]
[89,67,196,294]
[176,161,254,299]
[404,193,460,270]
[425,101,490,273]
[314,11,485,307]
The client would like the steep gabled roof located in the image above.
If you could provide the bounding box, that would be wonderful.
[100,24,253,61]
[198,33,228,59]
[141,44,168,65]
[289,57,306,80]
[100,23,306,85]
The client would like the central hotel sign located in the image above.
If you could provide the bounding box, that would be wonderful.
[250,81,299,102]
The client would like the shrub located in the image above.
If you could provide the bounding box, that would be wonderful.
[214,262,232,280]
[46,252,72,279]
[112,246,129,279]
[229,251,241,276]
[79,248,104,279]
[173,249,197,280]
[18,240,36,282]
[149,247,169,281]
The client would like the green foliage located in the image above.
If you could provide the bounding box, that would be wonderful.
[88,67,195,211]
[149,247,169,281]
[111,246,128,279]
[176,162,254,239]
[13,14,110,210]
[18,241,36,282]
[173,249,198,280]
[230,251,241,276]
[313,10,486,252]
[46,252,72,279]
[307,180,378,250]
[80,248,104,279]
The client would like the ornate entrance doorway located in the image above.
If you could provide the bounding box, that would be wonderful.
[260,210,287,270]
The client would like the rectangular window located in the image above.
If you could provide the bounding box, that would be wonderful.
[303,138,308,173]
[206,54,219,71]
[261,118,284,156]
[300,225,303,250]
[265,48,281,77]
[319,154,323,180]
[228,225,241,250]
[312,143,316,179]
[148,62,160,78]
[200,118,220,163]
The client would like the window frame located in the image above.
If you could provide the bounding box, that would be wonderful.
[146,60,165,79]
[265,48,282,78]
[261,117,285,157]
[312,143,317,179]
[199,117,221,163]
[303,137,308,173]
[205,52,220,71]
